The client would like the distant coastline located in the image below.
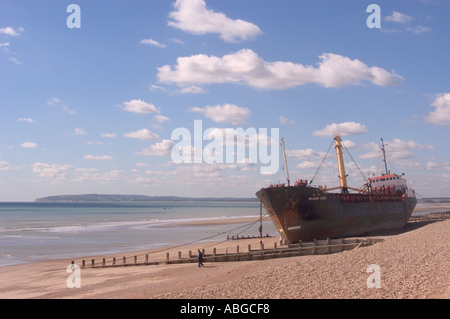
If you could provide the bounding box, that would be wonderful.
[33,193,450,203]
[34,194,259,203]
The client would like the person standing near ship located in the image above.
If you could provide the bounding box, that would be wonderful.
[197,249,204,268]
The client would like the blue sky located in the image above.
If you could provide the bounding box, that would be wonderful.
[1,0,449,201]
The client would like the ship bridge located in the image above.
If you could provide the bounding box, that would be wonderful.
[368,173,415,197]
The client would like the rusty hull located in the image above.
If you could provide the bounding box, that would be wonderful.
[256,186,417,243]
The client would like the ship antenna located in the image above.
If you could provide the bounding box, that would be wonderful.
[380,138,389,175]
[281,138,290,186]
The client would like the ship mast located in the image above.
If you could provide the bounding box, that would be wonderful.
[334,135,348,193]
[281,138,290,186]
[380,138,389,175]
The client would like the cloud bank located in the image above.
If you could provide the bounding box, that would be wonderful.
[158,49,403,90]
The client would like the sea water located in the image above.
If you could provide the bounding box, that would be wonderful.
[0,201,276,267]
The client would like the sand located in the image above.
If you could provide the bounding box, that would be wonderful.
[0,217,448,299]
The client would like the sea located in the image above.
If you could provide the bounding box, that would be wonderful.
[0,201,277,267]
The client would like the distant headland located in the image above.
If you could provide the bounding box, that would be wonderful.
[34,194,259,203]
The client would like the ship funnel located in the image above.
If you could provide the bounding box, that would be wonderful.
[334,135,348,193]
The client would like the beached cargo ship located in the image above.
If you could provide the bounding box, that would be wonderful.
[256,136,417,243]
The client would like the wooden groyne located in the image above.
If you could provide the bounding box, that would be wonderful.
[76,237,384,269]
[408,211,450,223]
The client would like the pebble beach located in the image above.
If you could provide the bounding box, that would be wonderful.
[0,218,448,299]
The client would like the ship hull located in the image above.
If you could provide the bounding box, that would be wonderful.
[256,186,417,243]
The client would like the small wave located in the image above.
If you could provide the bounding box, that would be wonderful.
[43,219,162,234]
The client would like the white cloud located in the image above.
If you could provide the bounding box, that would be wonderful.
[74,128,87,135]
[47,97,61,105]
[0,161,11,171]
[83,155,114,160]
[21,142,37,148]
[101,133,117,138]
[407,25,431,34]
[138,139,175,156]
[0,26,24,36]
[73,169,123,183]
[170,38,184,45]
[32,162,72,180]
[386,11,413,24]
[8,57,22,64]
[190,104,250,125]
[149,84,168,92]
[140,38,166,48]
[18,118,36,123]
[313,122,367,137]
[127,176,157,186]
[426,93,450,126]
[179,85,206,94]
[360,139,434,160]
[47,97,75,115]
[279,116,294,125]
[154,115,170,123]
[385,11,431,34]
[122,99,160,114]
[124,129,159,140]
[157,49,403,90]
[286,148,327,161]
[136,162,148,167]
[86,141,103,145]
[0,42,10,47]
[168,0,262,43]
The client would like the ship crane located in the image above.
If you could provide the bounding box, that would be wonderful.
[334,135,349,194]
[281,137,290,187]
[320,135,366,194]
[380,138,389,175]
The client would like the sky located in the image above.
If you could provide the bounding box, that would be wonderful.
[1,0,449,201]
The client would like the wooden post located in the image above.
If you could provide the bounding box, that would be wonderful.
[340,239,344,252]
[102,258,106,267]
[326,238,331,254]
[274,242,277,250]
[91,259,95,267]
[213,248,216,262]
[189,250,192,258]
[81,260,85,269]
[145,255,149,264]
[313,239,317,255]
[166,252,169,262]
[134,256,137,265]
[123,256,126,265]
[113,257,116,266]
[178,251,181,263]
[298,240,302,256]
[237,245,240,261]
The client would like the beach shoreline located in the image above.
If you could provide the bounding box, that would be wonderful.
[0,218,448,299]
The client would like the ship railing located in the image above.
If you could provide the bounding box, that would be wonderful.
[325,192,406,202]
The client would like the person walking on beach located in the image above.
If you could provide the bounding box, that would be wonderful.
[197,249,204,268]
